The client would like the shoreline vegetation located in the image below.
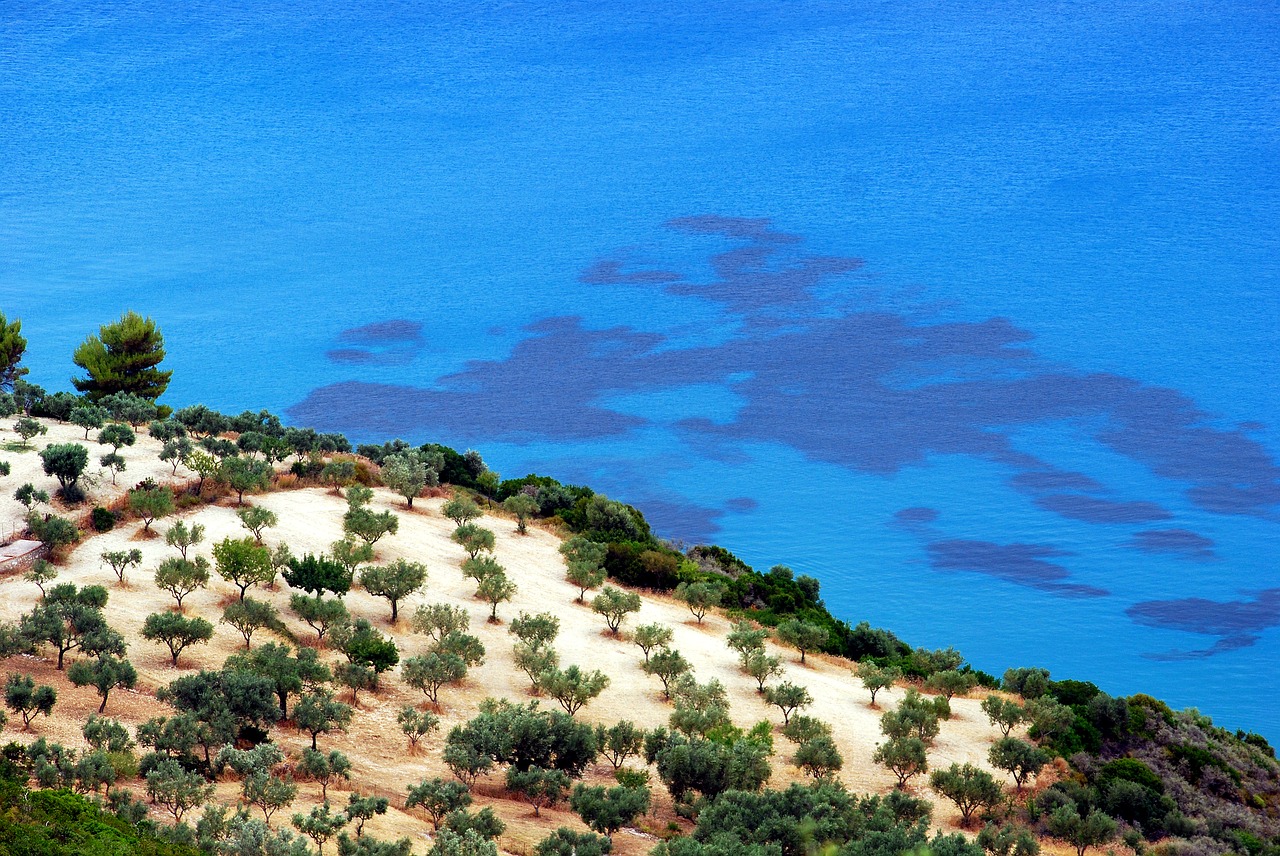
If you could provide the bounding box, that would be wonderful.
[0,312,1274,856]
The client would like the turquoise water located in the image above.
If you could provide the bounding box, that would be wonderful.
[3,2,1278,736]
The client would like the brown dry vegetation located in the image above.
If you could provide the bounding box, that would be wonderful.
[0,417,1034,854]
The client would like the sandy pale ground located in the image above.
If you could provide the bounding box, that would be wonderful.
[0,417,1056,855]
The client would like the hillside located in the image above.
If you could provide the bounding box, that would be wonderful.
[0,416,1034,854]
[1,412,1277,856]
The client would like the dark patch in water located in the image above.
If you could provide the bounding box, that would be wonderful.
[1034,494,1173,524]
[894,506,939,524]
[326,319,425,366]
[633,497,725,543]
[290,217,1280,540]
[337,320,423,344]
[725,496,759,513]
[927,538,1108,598]
[1127,529,1217,561]
[1126,589,1280,659]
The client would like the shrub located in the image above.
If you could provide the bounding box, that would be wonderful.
[90,506,116,532]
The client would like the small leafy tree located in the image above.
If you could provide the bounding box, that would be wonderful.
[14,483,49,512]
[780,715,832,745]
[381,452,430,508]
[83,714,133,752]
[795,736,843,780]
[291,594,350,645]
[402,653,467,705]
[293,801,349,855]
[359,560,427,622]
[535,829,613,856]
[99,451,126,485]
[874,736,928,788]
[674,581,724,623]
[186,449,219,493]
[164,520,205,559]
[15,417,47,449]
[764,681,812,725]
[142,612,214,666]
[331,538,375,577]
[632,623,672,663]
[925,669,978,701]
[744,650,784,692]
[930,762,1005,826]
[514,643,558,692]
[237,505,279,542]
[503,493,538,534]
[398,705,441,749]
[477,569,516,622]
[146,757,214,822]
[294,688,354,750]
[214,536,275,599]
[344,793,390,840]
[160,436,194,475]
[1046,804,1118,856]
[285,552,353,598]
[70,405,107,439]
[596,721,644,770]
[507,766,571,816]
[569,783,650,840]
[560,537,607,602]
[988,737,1049,792]
[982,695,1028,737]
[406,777,472,830]
[509,611,560,650]
[856,660,901,707]
[5,673,56,729]
[776,618,828,664]
[978,823,1042,856]
[154,556,210,610]
[39,443,88,491]
[222,597,280,647]
[128,486,174,533]
[67,654,137,713]
[23,559,58,598]
[452,523,495,559]
[412,603,470,643]
[244,768,299,824]
[97,422,136,453]
[221,455,273,505]
[343,491,399,545]
[592,586,641,634]
[726,621,768,666]
[643,648,692,700]
[540,664,609,716]
[300,749,353,799]
[566,561,606,603]
[441,496,481,527]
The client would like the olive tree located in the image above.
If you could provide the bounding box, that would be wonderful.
[856,660,901,707]
[674,581,724,623]
[592,586,641,634]
[128,486,174,533]
[764,681,812,725]
[540,665,609,716]
[776,619,828,664]
[930,762,1004,826]
[154,556,210,609]
[142,612,214,666]
[632,623,672,663]
[502,493,539,534]
[441,496,481,527]
[68,654,137,713]
[359,560,427,622]
[164,520,205,559]
[236,505,279,542]
[214,536,275,599]
[988,737,1048,792]
[873,736,928,788]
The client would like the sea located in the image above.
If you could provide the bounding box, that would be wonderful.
[2,1,1278,738]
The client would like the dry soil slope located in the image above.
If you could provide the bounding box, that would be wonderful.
[0,417,1025,855]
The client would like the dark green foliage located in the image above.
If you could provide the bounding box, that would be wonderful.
[157,667,281,747]
[222,597,281,647]
[142,612,214,666]
[444,699,600,779]
[507,765,571,816]
[128,485,174,531]
[286,552,353,597]
[988,737,1048,791]
[0,312,28,392]
[294,689,354,749]
[39,442,88,489]
[68,654,138,713]
[794,736,843,780]
[406,777,472,830]
[334,618,400,683]
[645,728,772,805]
[359,559,427,622]
[536,828,613,856]
[213,536,274,599]
[20,582,114,669]
[91,506,116,532]
[219,455,273,505]
[570,782,650,837]
[6,673,57,728]
[225,642,331,719]
[72,311,172,401]
[930,763,1004,826]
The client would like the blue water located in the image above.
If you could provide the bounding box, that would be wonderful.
[3,1,1278,736]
